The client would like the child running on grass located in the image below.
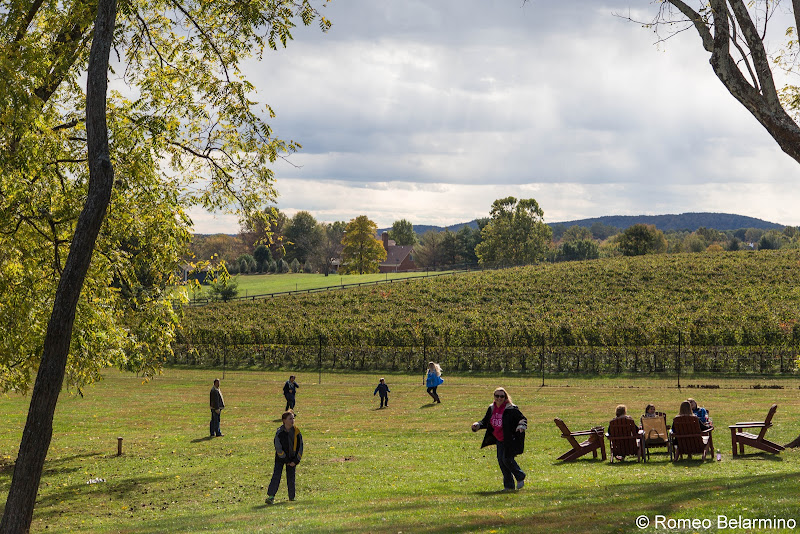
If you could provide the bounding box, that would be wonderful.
[373,378,390,408]
[424,362,443,403]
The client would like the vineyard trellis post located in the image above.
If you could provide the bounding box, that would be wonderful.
[738,327,744,373]
[540,331,546,387]
[676,329,682,389]
[521,333,528,372]
[318,334,323,385]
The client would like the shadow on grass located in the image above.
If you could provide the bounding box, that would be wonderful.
[729,452,784,462]
[35,471,800,534]
[255,501,292,509]
[473,489,516,496]
[290,471,800,533]
[0,460,13,475]
[550,458,607,466]
[0,452,106,495]
[0,474,170,522]
[189,436,215,443]
[419,403,438,409]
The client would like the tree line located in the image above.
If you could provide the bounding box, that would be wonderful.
[189,198,800,278]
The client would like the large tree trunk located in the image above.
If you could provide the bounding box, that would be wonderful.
[0,0,116,530]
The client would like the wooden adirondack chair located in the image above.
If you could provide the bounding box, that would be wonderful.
[606,416,644,463]
[670,415,713,461]
[640,413,672,460]
[729,404,785,456]
[554,418,606,462]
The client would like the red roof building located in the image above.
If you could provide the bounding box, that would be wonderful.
[378,232,416,273]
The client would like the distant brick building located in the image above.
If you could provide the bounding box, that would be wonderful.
[378,232,416,273]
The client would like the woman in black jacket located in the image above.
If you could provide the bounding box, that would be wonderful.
[471,387,527,491]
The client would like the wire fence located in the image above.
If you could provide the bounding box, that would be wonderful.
[170,335,800,383]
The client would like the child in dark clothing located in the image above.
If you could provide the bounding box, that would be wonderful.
[374,378,390,408]
[265,411,303,504]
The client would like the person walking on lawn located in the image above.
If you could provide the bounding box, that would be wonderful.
[471,387,527,491]
[283,375,299,412]
[374,377,390,408]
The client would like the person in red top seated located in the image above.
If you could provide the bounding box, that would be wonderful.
[471,387,528,491]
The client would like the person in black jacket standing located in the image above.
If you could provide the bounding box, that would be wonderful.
[265,411,304,504]
[373,378,390,408]
[471,387,527,491]
[283,375,299,412]
[209,378,224,437]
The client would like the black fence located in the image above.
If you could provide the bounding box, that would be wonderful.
[169,339,799,377]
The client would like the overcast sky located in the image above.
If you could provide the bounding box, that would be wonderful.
[189,0,800,233]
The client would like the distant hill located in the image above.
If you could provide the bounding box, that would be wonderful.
[378,212,782,236]
[377,221,478,235]
[550,212,783,232]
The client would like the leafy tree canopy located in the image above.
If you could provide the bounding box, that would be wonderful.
[284,210,322,263]
[558,239,600,262]
[618,224,668,256]
[253,244,273,266]
[474,197,552,265]
[313,220,346,276]
[561,225,593,243]
[0,0,330,393]
[341,215,386,274]
[415,230,446,269]
[388,218,417,245]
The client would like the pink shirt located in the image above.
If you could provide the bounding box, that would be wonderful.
[490,402,507,442]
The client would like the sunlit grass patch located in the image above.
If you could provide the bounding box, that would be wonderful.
[0,369,798,532]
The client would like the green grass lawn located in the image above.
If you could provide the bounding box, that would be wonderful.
[180,271,454,301]
[2,370,800,533]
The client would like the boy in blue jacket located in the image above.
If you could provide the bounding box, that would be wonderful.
[373,378,390,408]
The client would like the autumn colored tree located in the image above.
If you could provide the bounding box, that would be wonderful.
[341,216,387,274]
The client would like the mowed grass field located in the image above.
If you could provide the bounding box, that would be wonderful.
[2,370,800,533]
[180,271,454,300]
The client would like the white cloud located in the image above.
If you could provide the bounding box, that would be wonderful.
[190,1,800,233]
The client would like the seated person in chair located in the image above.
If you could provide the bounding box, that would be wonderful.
[615,404,632,420]
[687,398,711,430]
[643,403,658,419]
